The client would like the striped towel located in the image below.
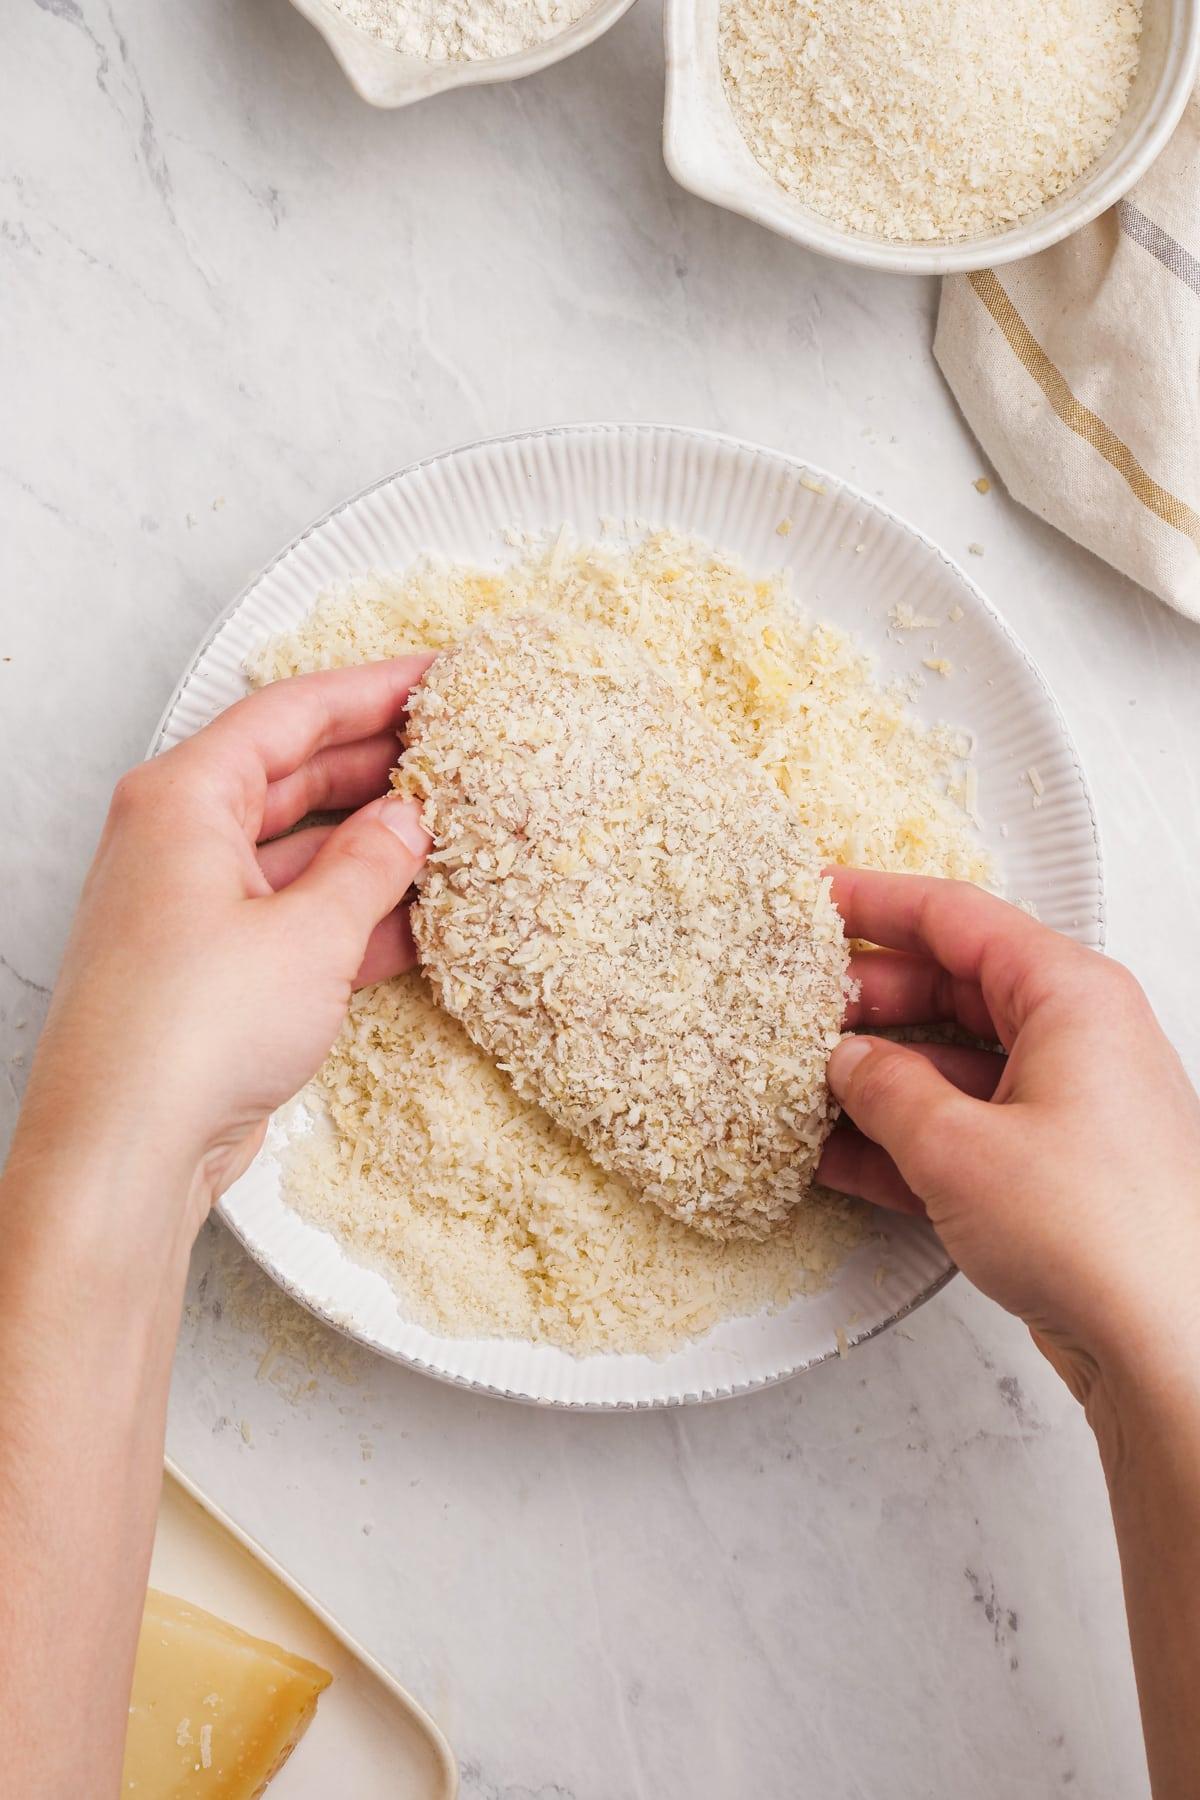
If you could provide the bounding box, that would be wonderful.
[935,92,1200,621]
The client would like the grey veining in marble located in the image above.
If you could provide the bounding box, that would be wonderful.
[5,1,1200,1795]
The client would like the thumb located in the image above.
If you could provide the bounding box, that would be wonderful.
[280,794,431,952]
[827,1035,982,1196]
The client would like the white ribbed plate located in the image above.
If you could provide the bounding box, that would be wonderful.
[154,424,1103,1408]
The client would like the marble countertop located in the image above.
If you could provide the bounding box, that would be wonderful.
[4,2,1199,1795]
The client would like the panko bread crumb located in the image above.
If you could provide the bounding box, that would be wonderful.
[250,531,991,1356]
[719,0,1140,243]
[400,612,850,1240]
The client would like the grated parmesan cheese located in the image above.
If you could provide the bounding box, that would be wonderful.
[719,0,1141,243]
[196,1227,364,1397]
[251,532,991,1356]
[890,603,940,632]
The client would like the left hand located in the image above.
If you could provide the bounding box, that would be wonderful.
[815,867,1200,1412]
[7,656,434,1235]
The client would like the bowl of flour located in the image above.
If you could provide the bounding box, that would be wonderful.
[289,0,637,105]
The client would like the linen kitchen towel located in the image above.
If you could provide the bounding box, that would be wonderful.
[935,91,1200,622]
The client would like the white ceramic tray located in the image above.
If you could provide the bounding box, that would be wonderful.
[153,422,1103,1408]
[152,1463,458,1797]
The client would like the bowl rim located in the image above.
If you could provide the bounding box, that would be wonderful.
[288,0,639,107]
[150,420,1105,1409]
[663,0,1200,274]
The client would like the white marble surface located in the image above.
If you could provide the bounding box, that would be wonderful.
[3,1,1200,1795]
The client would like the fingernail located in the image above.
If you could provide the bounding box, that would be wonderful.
[828,1035,875,1096]
[380,797,431,858]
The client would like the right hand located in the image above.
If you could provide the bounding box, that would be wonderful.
[817,869,1200,1415]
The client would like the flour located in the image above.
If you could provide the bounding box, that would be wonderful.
[330,0,599,60]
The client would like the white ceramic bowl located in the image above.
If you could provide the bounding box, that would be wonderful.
[153,423,1103,1408]
[289,0,637,107]
[664,0,1200,274]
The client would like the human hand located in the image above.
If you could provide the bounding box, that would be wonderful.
[6,657,434,1238]
[817,869,1200,1413]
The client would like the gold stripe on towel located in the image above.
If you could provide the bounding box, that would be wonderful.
[968,268,1200,544]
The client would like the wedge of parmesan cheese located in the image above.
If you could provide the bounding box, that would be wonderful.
[122,1589,330,1796]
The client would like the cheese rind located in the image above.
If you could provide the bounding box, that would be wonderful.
[122,1588,331,1797]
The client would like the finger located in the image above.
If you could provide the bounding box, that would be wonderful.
[820,1042,1005,1211]
[183,656,435,824]
[259,824,417,984]
[818,1126,926,1216]
[826,1035,991,1197]
[845,949,997,1039]
[257,824,335,889]
[279,794,431,959]
[259,730,402,841]
[829,867,1079,1041]
[829,869,1044,972]
[354,904,418,987]
[899,1040,1007,1099]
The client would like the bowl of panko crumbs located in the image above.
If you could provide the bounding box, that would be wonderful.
[665,0,1200,272]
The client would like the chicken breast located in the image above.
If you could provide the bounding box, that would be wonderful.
[397,611,849,1240]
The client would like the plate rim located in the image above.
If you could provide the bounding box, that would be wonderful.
[151,420,1105,1408]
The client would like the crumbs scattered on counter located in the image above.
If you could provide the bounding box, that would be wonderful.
[193,1228,364,1402]
[974,477,992,495]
